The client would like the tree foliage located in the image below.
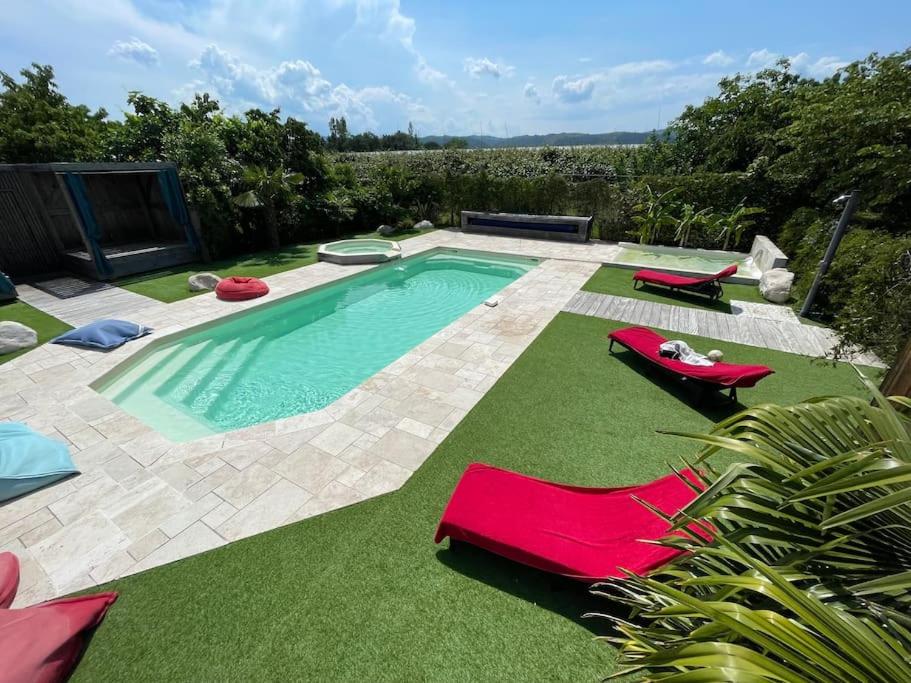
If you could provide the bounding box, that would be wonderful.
[0,63,109,162]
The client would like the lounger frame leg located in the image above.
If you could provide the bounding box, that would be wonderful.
[608,339,616,353]
[729,387,737,403]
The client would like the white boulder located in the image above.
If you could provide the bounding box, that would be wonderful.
[0,321,38,355]
[414,219,434,230]
[188,272,222,292]
[377,224,396,236]
[759,268,794,304]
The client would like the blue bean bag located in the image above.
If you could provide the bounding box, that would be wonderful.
[51,319,151,350]
[0,423,78,502]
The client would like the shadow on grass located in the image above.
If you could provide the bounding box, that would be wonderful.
[434,543,621,637]
[634,283,733,313]
[607,347,745,422]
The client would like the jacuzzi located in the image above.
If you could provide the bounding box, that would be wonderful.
[318,239,401,265]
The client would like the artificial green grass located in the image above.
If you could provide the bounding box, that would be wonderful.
[116,228,436,304]
[0,300,71,365]
[583,265,777,314]
[73,314,878,682]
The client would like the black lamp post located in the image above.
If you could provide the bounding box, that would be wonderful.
[799,190,860,318]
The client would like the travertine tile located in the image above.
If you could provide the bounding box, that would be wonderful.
[159,493,222,538]
[273,445,349,494]
[354,460,411,497]
[217,479,311,541]
[134,522,225,572]
[308,422,364,456]
[128,529,169,561]
[368,429,436,471]
[30,512,131,590]
[214,463,279,509]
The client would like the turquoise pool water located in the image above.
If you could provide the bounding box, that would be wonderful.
[614,246,756,277]
[97,249,537,442]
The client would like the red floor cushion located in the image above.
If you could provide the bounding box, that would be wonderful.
[0,552,18,608]
[215,276,270,301]
[0,592,118,683]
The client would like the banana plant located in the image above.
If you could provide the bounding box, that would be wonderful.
[674,204,712,247]
[631,186,680,245]
[716,198,764,250]
[591,372,911,680]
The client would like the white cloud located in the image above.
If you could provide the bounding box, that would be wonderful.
[746,48,781,69]
[523,82,540,104]
[463,57,515,79]
[551,74,598,103]
[414,57,450,86]
[185,43,428,130]
[790,52,847,78]
[107,36,160,66]
[703,50,733,66]
[578,57,592,63]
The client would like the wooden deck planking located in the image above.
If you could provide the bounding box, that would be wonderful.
[562,291,883,366]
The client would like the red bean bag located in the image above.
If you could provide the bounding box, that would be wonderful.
[0,592,118,683]
[0,551,18,608]
[215,276,269,301]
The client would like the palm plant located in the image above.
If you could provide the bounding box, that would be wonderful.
[716,199,765,250]
[590,373,911,681]
[233,164,305,250]
[632,186,680,245]
[674,204,712,247]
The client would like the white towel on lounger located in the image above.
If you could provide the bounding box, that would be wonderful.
[658,340,715,366]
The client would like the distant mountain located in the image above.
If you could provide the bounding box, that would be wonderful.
[418,131,661,149]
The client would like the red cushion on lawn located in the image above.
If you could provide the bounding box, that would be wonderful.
[609,326,774,388]
[434,463,704,581]
[633,263,738,288]
[0,552,19,608]
[215,276,270,301]
[0,592,117,683]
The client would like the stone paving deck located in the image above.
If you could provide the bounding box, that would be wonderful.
[0,230,604,606]
[16,279,160,328]
[562,290,883,366]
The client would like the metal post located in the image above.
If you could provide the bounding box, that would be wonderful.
[799,190,860,318]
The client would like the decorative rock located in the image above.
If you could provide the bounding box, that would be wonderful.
[759,268,794,304]
[484,297,500,307]
[377,224,396,236]
[188,272,222,292]
[0,321,38,355]
[414,219,434,230]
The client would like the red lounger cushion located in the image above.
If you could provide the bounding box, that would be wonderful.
[434,463,703,581]
[0,551,19,608]
[609,326,774,388]
[633,264,738,288]
[0,592,118,683]
[215,276,270,301]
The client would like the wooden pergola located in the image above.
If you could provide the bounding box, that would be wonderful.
[0,162,205,281]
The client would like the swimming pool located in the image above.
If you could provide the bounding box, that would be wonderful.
[610,243,760,283]
[95,248,538,441]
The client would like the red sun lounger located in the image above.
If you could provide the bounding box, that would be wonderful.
[632,264,738,300]
[608,326,774,402]
[434,463,705,582]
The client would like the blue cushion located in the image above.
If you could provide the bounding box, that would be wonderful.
[0,423,78,502]
[52,319,151,350]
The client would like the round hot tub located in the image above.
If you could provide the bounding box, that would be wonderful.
[317,239,402,265]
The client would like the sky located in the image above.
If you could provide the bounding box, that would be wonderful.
[1,1,909,137]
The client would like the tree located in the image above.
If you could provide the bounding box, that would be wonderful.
[0,63,110,162]
[107,92,178,161]
[232,165,305,249]
[327,116,350,151]
[443,137,469,150]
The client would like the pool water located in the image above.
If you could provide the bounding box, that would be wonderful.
[97,249,537,442]
[614,246,751,276]
[325,239,396,254]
